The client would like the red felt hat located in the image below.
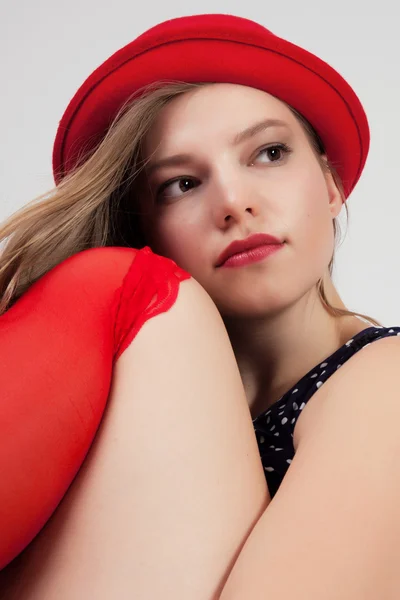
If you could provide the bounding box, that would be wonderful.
[53,13,369,197]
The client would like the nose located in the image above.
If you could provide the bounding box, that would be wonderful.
[211,169,260,229]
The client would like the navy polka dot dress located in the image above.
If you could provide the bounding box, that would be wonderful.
[253,326,400,498]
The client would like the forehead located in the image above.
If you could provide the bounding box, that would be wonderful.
[143,83,299,154]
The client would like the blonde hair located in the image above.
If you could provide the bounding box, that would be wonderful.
[0,81,380,326]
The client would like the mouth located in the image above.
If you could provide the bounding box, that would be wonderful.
[216,233,284,268]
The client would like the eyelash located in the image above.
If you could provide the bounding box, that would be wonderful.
[253,142,292,165]
[156,142,293,200]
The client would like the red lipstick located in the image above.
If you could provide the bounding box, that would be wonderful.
[216,233,284,268]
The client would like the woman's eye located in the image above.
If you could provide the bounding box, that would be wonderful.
[254,143,292,165]
[157,177,198,201]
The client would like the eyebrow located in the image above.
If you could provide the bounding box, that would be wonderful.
[146,118,290,176]
[232,118,290,145]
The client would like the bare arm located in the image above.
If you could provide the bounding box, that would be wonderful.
[219,336,400,600]
[0,276,269,600]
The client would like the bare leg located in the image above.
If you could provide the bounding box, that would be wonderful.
[0,278,269,599]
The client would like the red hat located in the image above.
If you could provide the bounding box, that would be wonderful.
[53,13,369,197]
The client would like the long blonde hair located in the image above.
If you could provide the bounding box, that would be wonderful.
[0,81,381,326]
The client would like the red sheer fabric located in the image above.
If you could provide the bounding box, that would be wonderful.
[0,246,190,569]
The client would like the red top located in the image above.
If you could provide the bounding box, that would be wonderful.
[0,246,190,568]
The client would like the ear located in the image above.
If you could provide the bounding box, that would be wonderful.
[321,156,343,218]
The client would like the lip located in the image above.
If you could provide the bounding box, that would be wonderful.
[216,233,284,268]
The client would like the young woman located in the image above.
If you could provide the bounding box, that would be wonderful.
[1,13,399,599]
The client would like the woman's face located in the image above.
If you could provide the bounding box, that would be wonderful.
[141,83,342,317]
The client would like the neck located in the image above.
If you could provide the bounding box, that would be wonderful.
[223,278,367,419]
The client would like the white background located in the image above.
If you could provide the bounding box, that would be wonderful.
[1,0,399,323]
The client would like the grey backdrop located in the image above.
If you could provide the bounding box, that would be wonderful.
[1,0,398,323]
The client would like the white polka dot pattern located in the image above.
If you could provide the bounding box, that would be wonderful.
[253,326,400,497]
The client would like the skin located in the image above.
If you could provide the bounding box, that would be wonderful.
[141,83,367,417]
[2,83,399,599]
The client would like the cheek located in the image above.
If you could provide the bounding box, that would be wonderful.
[148,211,206,274]
[296,175,336,265]
[281,164,335,270]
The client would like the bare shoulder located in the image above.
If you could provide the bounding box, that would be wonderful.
[294,333,400,447]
